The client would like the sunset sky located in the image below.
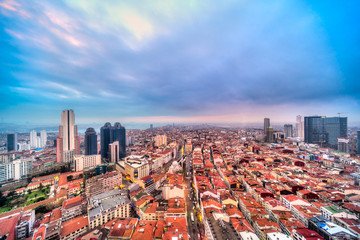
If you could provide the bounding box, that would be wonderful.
[1,0,360,125]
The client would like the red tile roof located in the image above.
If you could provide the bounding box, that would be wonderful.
[60,215,88,238]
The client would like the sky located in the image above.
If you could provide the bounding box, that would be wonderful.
[0,0,360,126]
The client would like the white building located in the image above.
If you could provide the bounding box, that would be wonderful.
[109,141,119,163]
[40,130,47,147]
[57,110,80,163]
[74,154,101,171]
[296,115,304,139]
[18,143,31,151]
[0,158,33,182]
[30,130,37,148]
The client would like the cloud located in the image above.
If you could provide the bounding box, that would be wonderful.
[1,0,359,123]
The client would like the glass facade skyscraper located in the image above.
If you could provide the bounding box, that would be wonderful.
[7,133,17,152]
[101,122,126,160]
[304,116,347,149]
[85,128,98,155]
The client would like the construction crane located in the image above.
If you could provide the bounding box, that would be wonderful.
[337,112,347,117]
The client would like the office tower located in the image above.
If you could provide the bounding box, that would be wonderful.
[40,130,47,147]
[154,135,167,147]
[296,115,304,138]
[113,122,126,158]
[304,116,347,149]
[338,138,350,153]
[109,141,119,162]
[284,124,293,138]
[30,130,37,148]
[7,133,17,152]
[101,122,112,160]
[56,109,80,163]
[264,118,270,133]
[265,127,274,143]
[101,122,126,160]
[85,128,98,155]
[150,124,153,130]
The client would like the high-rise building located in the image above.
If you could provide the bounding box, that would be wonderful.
[7,133,17,152]
[338,138,350,153]
[154,135,167,147]
[265,127,274,143]
[264,118,270,133]
[109,141,119,163]
[113,122,126,159]
[56,110,80,163]
[40,130,47,147]
[284,124,293,138]
[304,116,347,149]
[100,122,126,160]
[0,158,33,182]
[296,115,304,138]
[85,128,97,155]
[30,130,37,148]
[100,122,112,160]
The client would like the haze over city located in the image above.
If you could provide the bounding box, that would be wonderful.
[1,0,360,125]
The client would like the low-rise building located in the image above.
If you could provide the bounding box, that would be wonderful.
[62,196,87,222]
[60,215,88,240]
[88,189,131,229]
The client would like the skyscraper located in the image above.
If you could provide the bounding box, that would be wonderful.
[7,133,17,152]
[113,122,126,158]
[264,118,270,133]
[100,122,112,160]
[264,118,271,142]
[304,116,347,149]
[265,127,274,143]
[85,128,98,155]
[100,122,126,160]
[296,115,304,138]
[284,124,293,138]
[30,130,37,148]
[40,130,47,147]
[57,110,80,163]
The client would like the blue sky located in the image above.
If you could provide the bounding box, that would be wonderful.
[0,0,360,125]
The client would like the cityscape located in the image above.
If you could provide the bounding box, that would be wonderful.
[1,1,360,240]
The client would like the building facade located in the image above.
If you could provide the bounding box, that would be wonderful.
[74,154,101,171]
[304,116,347,149]
[84,128,97,155]
[284,124,293,138]
[56,110,80,163]
[100,122,126,160]
[0,158,33,182]
[7,133,17,152]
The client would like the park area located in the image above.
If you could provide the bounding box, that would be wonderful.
[0,187,51,213]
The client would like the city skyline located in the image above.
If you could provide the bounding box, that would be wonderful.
[1,1,360,124]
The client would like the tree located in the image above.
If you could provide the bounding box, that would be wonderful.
[0,191,6,207]
[39,183,43,190]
